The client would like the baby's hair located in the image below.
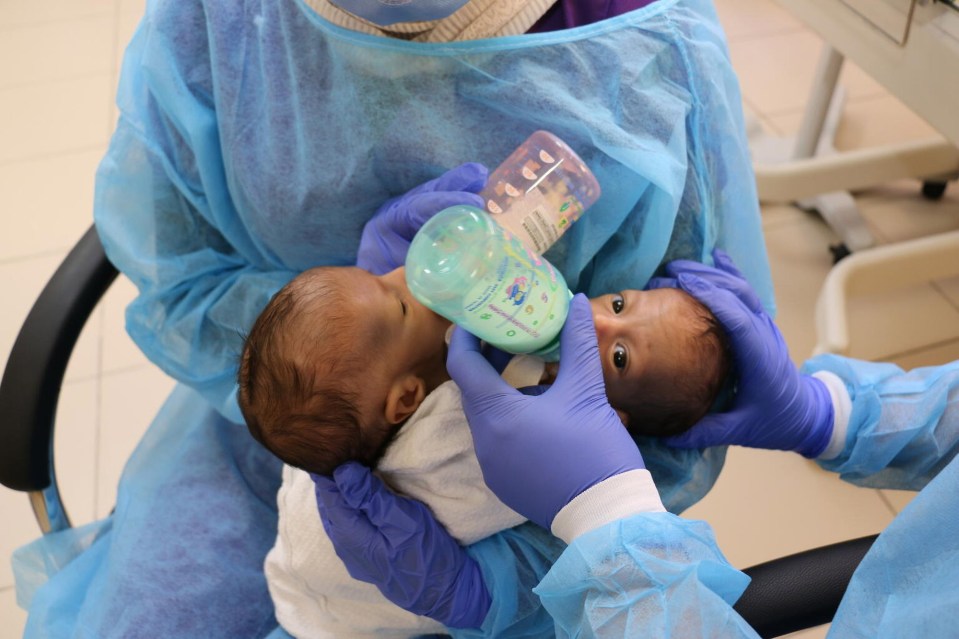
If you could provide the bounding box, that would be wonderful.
[627,297,731,437]
[238,268,392,476]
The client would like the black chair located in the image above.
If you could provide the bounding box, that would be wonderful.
[0,225,878,637]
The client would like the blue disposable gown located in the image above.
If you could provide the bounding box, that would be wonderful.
[14,0,773,635]
[534,356,959,637]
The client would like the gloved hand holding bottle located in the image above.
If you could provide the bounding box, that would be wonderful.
[446,294,665,538]
[649,250,837,458]
[356,162,488,275]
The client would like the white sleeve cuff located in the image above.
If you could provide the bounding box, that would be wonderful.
[812,371,851,460]
[550,469,665,544]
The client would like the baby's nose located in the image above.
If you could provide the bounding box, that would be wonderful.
[591,309,617,340]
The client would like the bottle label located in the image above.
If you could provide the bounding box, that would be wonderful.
[461,232,567,353]
[486,163,588,254]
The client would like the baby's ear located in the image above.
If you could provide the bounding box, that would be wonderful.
[384,375,427,425]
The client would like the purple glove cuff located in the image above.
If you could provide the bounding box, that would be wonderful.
[438,556,492,629]
[794,375,835,458]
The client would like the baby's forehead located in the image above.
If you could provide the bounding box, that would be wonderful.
[638,287,714,340]
[637,286,706,316]
[292,267,382,330]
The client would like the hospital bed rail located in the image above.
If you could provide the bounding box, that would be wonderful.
[0,224,878,638]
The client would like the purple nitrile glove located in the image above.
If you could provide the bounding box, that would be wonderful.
[311,463,490,629]
[446,294,646,530]
[663,270,834,458]
[645,249,764,313]
[356,162,488,275]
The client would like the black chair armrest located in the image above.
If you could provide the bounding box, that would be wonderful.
[735,534,878,637]
[0,225,118,492]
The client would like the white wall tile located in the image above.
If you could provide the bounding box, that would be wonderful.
[0,255,77,374]
[0,253,101,384]
[96,367,176,518]
[54,379,100,528]
[0,15,115,90]
[728,30,886,117]
[0,75,113,164]
[0,0,112,30]
[0,587,27,639]
[117,0,147,66]
[0,489,42,591]
[684,447,894,569]
[0,150,102,260]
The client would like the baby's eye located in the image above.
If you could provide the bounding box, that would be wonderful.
[613,344,628,370]
[611,294,624,314]
[401,301,408,316]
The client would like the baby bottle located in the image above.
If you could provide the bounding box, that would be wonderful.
[406,204,572,360]
[480,130,601,255]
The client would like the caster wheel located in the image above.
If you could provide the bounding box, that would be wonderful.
[922,181,948,201]
[829,243,851,264]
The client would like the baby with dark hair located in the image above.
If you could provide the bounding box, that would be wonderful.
[239,263,730,638]
[239,266,449,475]
[239,265,730,476]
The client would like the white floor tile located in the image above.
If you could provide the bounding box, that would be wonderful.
[728,30,886,117]
[96,367,176,518]
[889,336,959,370]
[761,212,840,360]
[760,202,810,231]
[0,74,113,164]
[879,488,916,515]
[764,95,941,154]
[0,15,115,91]
[934,274,959,311]
[0,587,27,639]
[782,626,829,639]
[845,282,959,362]
[684,447,894,569]
[856,183,959,245]
[714,0,803,40]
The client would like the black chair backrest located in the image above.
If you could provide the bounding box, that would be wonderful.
[0,225,118,492]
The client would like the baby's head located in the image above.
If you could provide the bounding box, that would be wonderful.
[589,287,731,437]
[238,266,451,475]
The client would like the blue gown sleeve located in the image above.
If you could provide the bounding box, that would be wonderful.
[94,10,297,421]
[533,513,757,638]
[804,355,959,490]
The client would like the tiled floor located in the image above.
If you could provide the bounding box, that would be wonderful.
[1,1,957,637]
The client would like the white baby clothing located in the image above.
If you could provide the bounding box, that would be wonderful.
[264,378,531,638]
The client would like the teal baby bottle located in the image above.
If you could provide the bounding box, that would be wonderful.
[406,205,572,360]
